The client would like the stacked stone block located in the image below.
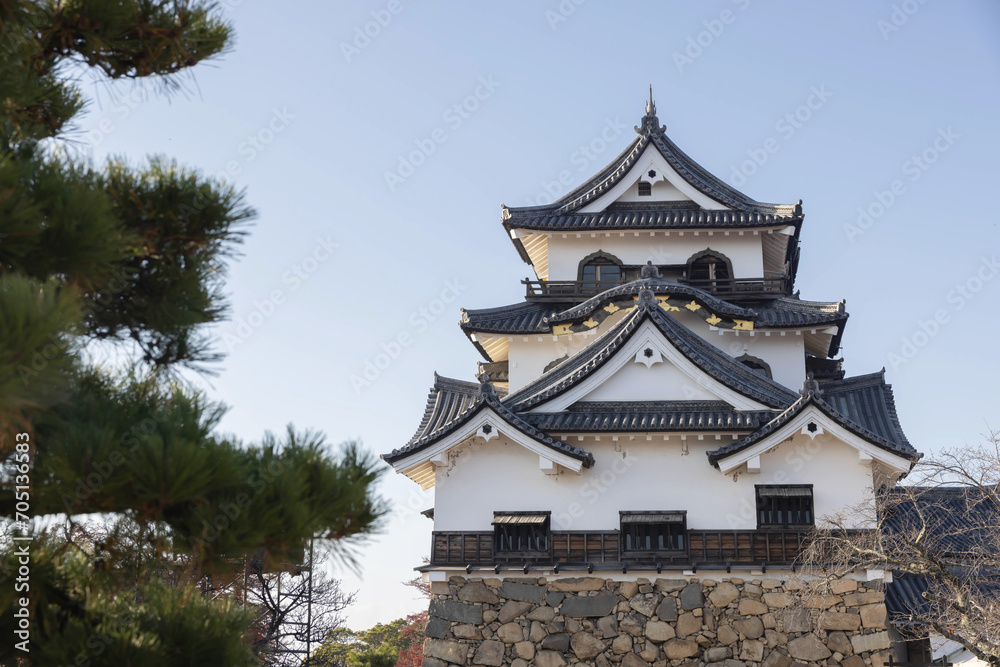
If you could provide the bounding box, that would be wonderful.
[422,576,890,667]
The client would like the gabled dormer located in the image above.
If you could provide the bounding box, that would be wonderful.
[504,91,802,300]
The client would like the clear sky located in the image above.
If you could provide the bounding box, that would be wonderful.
[71,0,1000,630]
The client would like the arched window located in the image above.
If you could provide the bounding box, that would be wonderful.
[637,181,652,196]
[686,249,733,292]
[736,354,772,379]
[578,251,623,294]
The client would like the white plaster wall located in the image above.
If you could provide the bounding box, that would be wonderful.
[614,180,690,203]
[580,358,722,403]
[545,235,764,282]
[505,307,806,393]
[506,309,630,392]
[931,636,989,667]
[433,431,874,532]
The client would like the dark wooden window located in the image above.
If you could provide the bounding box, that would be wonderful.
[579,252,623,295]
[493,512,550,555]
[756,486,813,528]
[620,512,686,553]
[901,637,936,665]
[689,252,731,282]
[637,181,652,196]
[736,354,772,379]
[687,249,734,293]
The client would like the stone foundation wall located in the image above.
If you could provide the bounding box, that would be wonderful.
[422,576,890,667]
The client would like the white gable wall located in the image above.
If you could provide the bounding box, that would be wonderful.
[581,358,721,402]
[505,307,807,393]
[578,145,728,212]
[545,234,765,282]
[433,430,875,532]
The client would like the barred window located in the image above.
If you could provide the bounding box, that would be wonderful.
[756,486,814,528]
[621,511,686,553]
[638,181,652,196]
[493,512,550,554]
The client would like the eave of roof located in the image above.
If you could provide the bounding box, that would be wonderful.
[521,401,774,433]
[706,376,920,467]
[502,204,803,233]
[381,377,594,467]
[503,290,800,413]
[459,289,848,357]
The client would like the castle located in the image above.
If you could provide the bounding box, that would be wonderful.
[382,93,934,667]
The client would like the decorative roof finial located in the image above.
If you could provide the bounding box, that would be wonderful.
[640,260,660,279]
[477,379,498,400]
[800,372,823,398]
[635,85,666,136]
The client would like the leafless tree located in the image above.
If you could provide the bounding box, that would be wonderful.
[246,547,357,666]
[801,429,1000,664]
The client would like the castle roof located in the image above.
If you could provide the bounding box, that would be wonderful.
[382,374,594,468]
[706,372,919,466]
[503,290,800,412]
[502,97,801,225]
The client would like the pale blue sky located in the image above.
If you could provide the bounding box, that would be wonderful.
[73,1,1000,629]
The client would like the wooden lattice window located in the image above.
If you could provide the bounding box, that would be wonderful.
[493,512,550,555]
[756,486,814,528]
[637,181,652,196]
[620,511,686,553]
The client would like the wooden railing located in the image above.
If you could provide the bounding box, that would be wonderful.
[431,529,808,567]
[522,277,789,302]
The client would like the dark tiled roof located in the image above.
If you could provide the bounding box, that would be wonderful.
[503,103,800,221]
[883,487,998,556]
[822,371,913,453]
[404,373,480,447]
[706,375,920,466]
[547,279,756,324]
[503,291,799,412]
[885,573,931,621]
[503,203,801,233]
[521,402,774,432]
[382,377,593,467]
[753,297,847,328]
[460,302,554,335]
[460,292,846,337]
[807,355,845,381]
[477,360,509,383]
[883,488,1000,622]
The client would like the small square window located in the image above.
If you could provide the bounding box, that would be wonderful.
[493,512,550,555]
[620,511,686,553]
[755,486,813,528]
[637,181,652,196]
